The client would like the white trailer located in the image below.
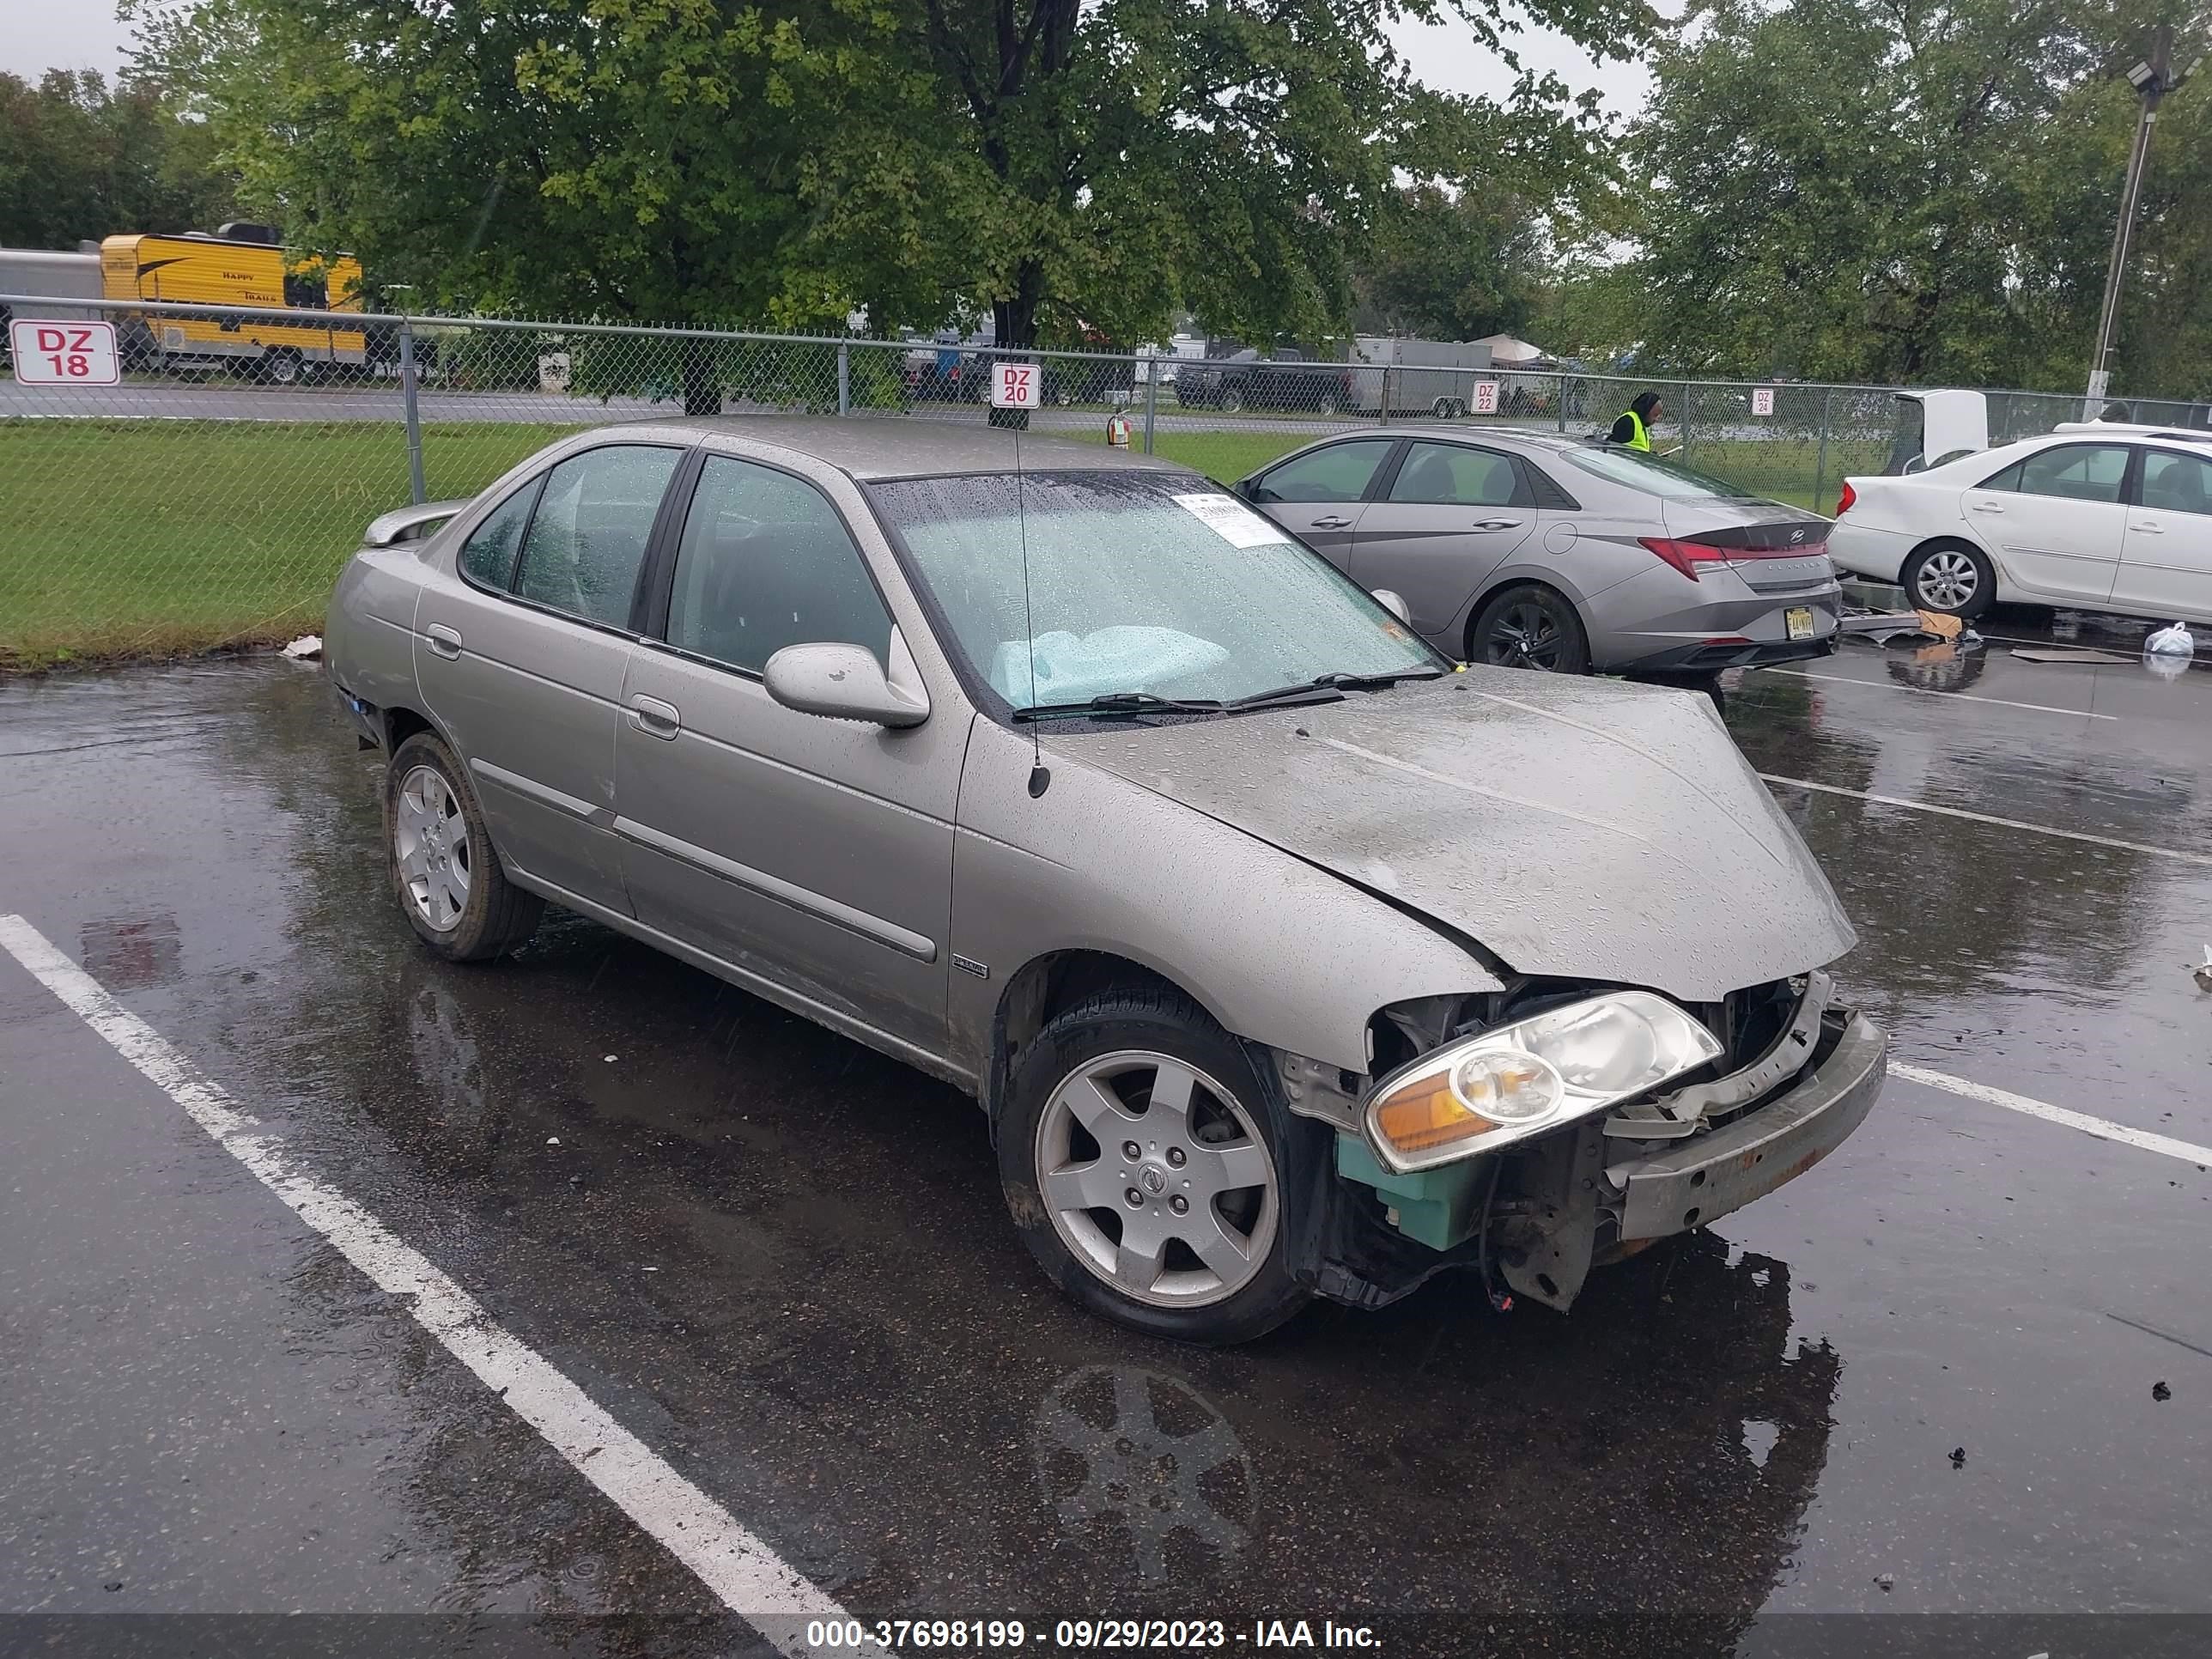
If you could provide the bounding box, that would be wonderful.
[1346,337,1495,417]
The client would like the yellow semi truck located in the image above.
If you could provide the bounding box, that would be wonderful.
[100,224,377,382]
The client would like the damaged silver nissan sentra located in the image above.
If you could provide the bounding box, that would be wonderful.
[324,418,1885,1344]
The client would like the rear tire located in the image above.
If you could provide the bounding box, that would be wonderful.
[264,347,303,386]
[1218,386,1246,415]
[1432,398,1455,420]
[385,732,544,961]
[1469,583,1592,673]
[1902,540,1995,619]
[999,990,1310,1345]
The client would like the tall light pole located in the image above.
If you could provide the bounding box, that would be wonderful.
[2086,25,2179,416]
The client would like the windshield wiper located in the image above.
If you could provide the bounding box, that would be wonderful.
[1225,667,1445,709]
[1012,691,1228,722]
[1307,667,1448,691]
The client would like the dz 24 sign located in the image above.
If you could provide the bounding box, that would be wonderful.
[9,320,122,386]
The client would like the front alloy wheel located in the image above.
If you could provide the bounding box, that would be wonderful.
[1035,1050,1279,1309]
[1000,990,1310,1343]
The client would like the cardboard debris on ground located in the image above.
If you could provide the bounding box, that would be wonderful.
[2009,646,2133,664]
[1914,609,1964,641]
[280,634,323,660]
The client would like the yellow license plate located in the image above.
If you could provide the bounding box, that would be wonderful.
[1786,606,1816,641]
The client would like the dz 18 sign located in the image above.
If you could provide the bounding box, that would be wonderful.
[9,320,121,386]
[991,360,1040,410]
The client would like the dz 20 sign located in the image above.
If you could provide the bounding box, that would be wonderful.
[991,360,1041,410]
[9,321,122,386]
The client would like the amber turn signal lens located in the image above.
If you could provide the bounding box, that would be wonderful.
[1372,1083,1499,1156]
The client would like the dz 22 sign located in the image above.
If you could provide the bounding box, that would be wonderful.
[9,320,122,386]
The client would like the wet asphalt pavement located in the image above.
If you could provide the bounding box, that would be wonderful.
[3,613,2209,1658]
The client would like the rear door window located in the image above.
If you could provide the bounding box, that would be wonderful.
[1387,442,1524,507]
[2138,448,2212,514]
[513,445,683,627]
[2006,444,2131,505]
[1252,441,1396,504]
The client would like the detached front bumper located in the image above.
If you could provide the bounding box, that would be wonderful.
[1607,1008,1887,1242]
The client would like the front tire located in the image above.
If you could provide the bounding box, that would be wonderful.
[1903,540,1995,618]
[999,991,1310,1344]
[385,732,544,961]
[1218,386,1246,415]
[1469,582,1592,673]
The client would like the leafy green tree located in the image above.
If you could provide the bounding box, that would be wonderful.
[1351,183,1542,341]
[139,0,1650,410]
[0,69,238,250]
[1621,0,2186,387]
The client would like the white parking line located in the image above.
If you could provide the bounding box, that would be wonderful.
[1893,1062,2212,1167]
[1752,665,2120,720]
[1759,774,2212,868]
[0,913,866,1656]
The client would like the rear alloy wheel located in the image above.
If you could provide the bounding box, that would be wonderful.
[1903,541,1995,618]
[1218,386,1246,415]
[1000,991,1309,1344]
[1470,583,1591,673]
[1432,397,1455,420]
[1314,392,1340,418]
[386,732,544,961]
[264,347,303,386]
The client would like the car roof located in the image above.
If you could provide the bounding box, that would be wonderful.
[1294,423,1594,453]
[576,416,1194,481]
[2050,421,2212,441]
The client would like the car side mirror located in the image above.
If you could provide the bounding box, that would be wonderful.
[1371,589,1411,624]
[763,639,930,728]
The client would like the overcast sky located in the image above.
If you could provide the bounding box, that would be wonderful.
[4,0,1656,119]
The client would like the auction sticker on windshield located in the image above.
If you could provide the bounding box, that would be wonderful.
[1174,492,1289,549]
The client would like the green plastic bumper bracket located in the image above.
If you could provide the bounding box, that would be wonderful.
[1334,1133,1490,1251]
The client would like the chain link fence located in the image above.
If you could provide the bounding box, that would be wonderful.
[3,293,2195,666]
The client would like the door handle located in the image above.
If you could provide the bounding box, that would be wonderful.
[425,623,463,659]
[1308,514,1353,530]
[2131,520,2165,533]
[629,695,682,738]
[1970,501,2004,514]
[1471,518,1523,531]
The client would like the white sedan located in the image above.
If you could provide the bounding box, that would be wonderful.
[1829,428,2212,623]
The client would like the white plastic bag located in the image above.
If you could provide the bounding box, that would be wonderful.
[2146,621,2196,658]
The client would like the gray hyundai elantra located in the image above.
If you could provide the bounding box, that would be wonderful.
[324,418,1884,1344]
[1237,426,1842,678]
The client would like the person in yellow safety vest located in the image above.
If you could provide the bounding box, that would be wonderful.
[1607,391,1662,450]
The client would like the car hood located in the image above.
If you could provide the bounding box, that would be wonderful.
[1043,672,1855,1004]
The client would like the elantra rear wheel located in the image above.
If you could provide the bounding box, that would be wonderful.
[1470,582,1591,673]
